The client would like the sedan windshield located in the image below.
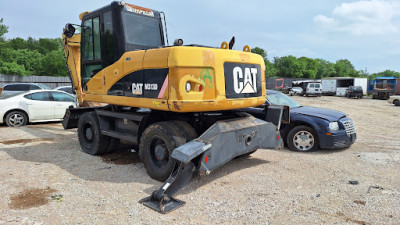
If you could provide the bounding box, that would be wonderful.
[267,92,301,108]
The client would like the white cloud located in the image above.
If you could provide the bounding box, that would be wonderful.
[314,0,400,35]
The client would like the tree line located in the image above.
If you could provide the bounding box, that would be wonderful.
[252,48,400,80]
[0,18,68,77]
[0,19,399,79]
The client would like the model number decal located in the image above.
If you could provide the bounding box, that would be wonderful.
[233,67,258,94]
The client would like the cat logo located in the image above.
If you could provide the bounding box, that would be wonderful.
[233,67,258,94]
[132,83,143,95]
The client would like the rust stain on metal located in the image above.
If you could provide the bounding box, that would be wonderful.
[173,101,181,110]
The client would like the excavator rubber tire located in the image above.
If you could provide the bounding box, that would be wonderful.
[171,120,198,141]
[139,121,189,182]
[77,112,111,155]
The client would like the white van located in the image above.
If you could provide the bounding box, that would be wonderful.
[305,83,322,97]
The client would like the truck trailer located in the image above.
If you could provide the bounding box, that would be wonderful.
[370,77,400,100]
[321,77,367,96]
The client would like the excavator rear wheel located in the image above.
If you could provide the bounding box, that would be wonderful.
[78,112,111,155]
[139,121,192,182]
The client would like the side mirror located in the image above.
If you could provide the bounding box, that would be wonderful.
[264,105,290,128]
[64,24,76,38]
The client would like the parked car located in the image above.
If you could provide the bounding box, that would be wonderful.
[388,95,400,106]
[243,90,357,151]
[289,87,303,96]
[346,86,363,98]
[0,90,77,127]
[0,83,51,96]
[53,85,74,95]
[304,83,322,97]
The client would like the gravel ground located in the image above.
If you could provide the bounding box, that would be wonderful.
[0,96,399,224]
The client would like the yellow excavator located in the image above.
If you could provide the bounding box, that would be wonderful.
[62,1,287,213]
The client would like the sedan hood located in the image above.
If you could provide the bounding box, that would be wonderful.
[291,106,347,122]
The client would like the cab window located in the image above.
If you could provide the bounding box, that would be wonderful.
[81,16,102,86]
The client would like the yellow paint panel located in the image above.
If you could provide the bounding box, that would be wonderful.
[143,48,170,69]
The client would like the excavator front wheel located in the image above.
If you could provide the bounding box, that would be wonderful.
[78,112,111,155]
[139,121,193,182]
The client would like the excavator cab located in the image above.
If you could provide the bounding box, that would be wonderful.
[65,1,165,88]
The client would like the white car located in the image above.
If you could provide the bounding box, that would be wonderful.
[388,95,400,106]
[0,90,77,127]
[53,85,74,95]
[0,83,51,96]
[289,87,303,96]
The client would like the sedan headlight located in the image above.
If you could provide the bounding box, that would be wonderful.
[329,122,339,131]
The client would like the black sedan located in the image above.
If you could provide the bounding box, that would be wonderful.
[243,90,357,152]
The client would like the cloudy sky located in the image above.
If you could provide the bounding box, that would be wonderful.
[1,0,399,73]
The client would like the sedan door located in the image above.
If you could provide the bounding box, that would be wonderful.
[23,92,55,120]
[50,92,76,119]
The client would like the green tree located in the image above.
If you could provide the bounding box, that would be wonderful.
[274,56,304,78]
[265,60,278,77]
[37,49,68,76]
[371,70,400,78]
[251,47,277,77]
[316,59,336,78]
[0,61,29,75]
[335,59,358,77]
[251,47,267,59]
[0,18,8,42]
[298,57,318,79]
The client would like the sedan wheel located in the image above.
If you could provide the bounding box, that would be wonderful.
[287,125,319,152]
[5,111,28,127]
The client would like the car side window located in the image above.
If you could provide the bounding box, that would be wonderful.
[4,85,22,91]
[60,87,73,94]
[30,85,41,90]
[50,92,75,102]
[25,92,52,101]
[3,85,13,91]
[20,85,30,91]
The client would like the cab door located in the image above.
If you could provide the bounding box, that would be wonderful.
[81,10,115,90]
[81,15,103,89]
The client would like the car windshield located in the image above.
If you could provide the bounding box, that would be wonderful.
[267,92,301,108]
[36,83,51,90]
[292,87,302,91]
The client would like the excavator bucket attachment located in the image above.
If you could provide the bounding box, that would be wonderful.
[140,114,283,213]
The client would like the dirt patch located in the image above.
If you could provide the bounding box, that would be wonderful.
[101,148,140,165]
[0,138,53,145]
[9,187,57,209]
